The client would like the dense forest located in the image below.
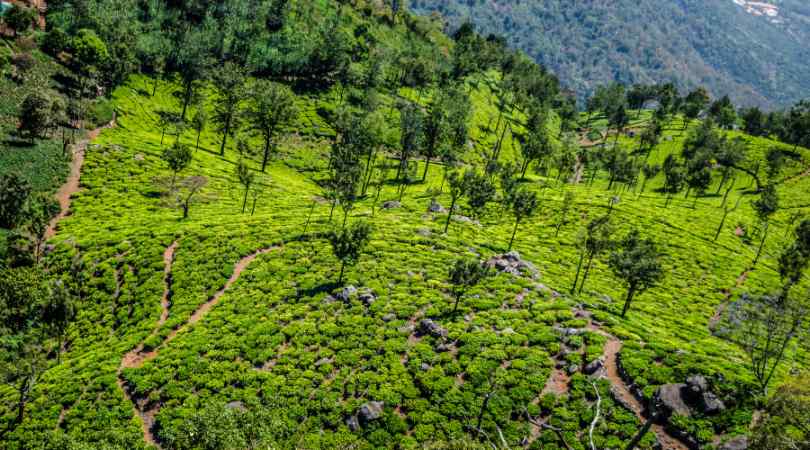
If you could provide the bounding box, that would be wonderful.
[1,0,810,449]
[411,0,810,109]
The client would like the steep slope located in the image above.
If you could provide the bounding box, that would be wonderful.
[412,0,810,108]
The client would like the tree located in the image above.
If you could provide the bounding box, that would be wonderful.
[444,170,469,234]
[329,221,373,285]
[742,107,767,137]
[465,170,496,219]
[19,92,52,142]
[662,155,686,207]
[555,190,575,237]
[609,229,665,317]
[507,188,538,251]
[24,195,59,264]
[681,88,710,130]
[572,215,615,295]
[41,280,75,362]
[750,373,810,449]
[421,93,451,181]
[397,101,424,181]
[608,104,629,147]
[212,62,247,156]
[777,219,810,295]
[0,267,53,432]
[191,106,208,152]
[709,95,737,129]
[448,258,489,314]
[733,292,806,394]
[520,127,552,179]
[3,4,36,37]
[247,80,298,172]
[235,159,254,213]
[329,116,367,227]
[71,29,109,73]
[162,141,193,188]
[175,176,207,219]
[753,184,779,266]
[0,173,31,229]
[639,163,661,194]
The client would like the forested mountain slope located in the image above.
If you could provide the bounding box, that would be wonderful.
[412,0,810,109]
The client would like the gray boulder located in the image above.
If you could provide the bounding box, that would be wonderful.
[336,286,357,302]
[428,200,446,213]
[686,375,709,395]
[382,313,396,322]
[358,289,376,306]
[583,358,603,375]
[701,392,726,415]
[418,319,448,338]
[382,201,401,209]
[655,384,691,418]
[359,401,385,423]
[566,364,579,375]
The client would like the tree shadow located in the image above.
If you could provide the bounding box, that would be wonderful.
[298,281,341,299]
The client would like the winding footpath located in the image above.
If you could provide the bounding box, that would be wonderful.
[116,244,280,447]
[586,317,690,450]
[45,120,116,240]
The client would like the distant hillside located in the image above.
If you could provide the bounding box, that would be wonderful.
[412,0,810,109]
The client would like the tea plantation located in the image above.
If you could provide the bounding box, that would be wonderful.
[1,1,809,449]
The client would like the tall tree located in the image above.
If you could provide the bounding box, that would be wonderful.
[329,221,373,285]
[0,173,31,230]
[507,188,538,251]
[448,258,489,315]
[18,92,52,142]
[609,229,665,317]
[211,62,247,156]
[573,215,615,295]
[247,80,298,172]
[753,184,779,266]
[191,106,208,152]
[397,101,424,181]
[162,141,193,189]
[235,159,254,214]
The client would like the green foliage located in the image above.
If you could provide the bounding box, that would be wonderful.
[329,220,373,283]
[162,141,193,182]
[71,29,109,72]
[750,373,810,449]
[0,173,31,230]
[19,92,53,140]
[608,229,665,317]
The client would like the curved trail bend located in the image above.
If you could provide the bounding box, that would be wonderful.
[117,243,280,448]
[46,120,116,240]
[586,319,690,450]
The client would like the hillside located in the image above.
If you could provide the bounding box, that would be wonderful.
[412,0,810,109]
[1,0,810,449]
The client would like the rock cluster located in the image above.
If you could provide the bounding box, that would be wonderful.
[654,374,726,419]
[346,401,385,431]
[427,199,446,213]
[418,319,448,339]
[485,251,538,278]
[382,200,400,209]
[331,285,377,307]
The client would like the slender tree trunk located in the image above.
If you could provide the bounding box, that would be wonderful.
[303,200,316,235]
[251,197,258,215]
[261,135,271,172]
[578,255,595,294]
[338,260,346,285]
[753,221,770,266]
[621,286,637,318]
[220,116,232,156]
[452,291,462,315]
[329,199,337,222]
[195,130,201,152]
[476,392,493,433]
[571,251,585,294]
[715,210,730,241]
[152,78,159,97]
[444,197,457,234]
[422,155,430,182]
[242,187,249,213]
[181,82,192,120]
[508,218,520,251]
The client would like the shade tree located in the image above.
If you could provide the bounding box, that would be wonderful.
[448,258,489,314]
[572,215,615,294]
[507,188,538,251]
[0,173,32,230]
[162,141,193,189]
[608,229,665,317]
[247,80,298,172]
[752,184,779,266]
[211,62,248,156]
[235,159,254,214]
[329,220,373,285]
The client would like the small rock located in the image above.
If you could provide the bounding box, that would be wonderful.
[566,364,579,375]
[398,324,415,334]
[336,285,358,302]
[358,289,376,306]
[225,400,246,411]
[346,415,360,431]
[314,357,333,367]
[359,401,384,423]
[686,375,708,394]
[134,153,144,161]
[420,363,431,371]
[435,343,453,353]
[382,201,401,209]
[382,313,396,322]
[701,392,726,415]
[583,358,603,375]
[428,199,446,213]
[555,360,566,369]
[418,319,448,338]
[719,436,748,450]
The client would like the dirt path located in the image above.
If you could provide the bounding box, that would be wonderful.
[117,244,279,448]
[709,268,750,332]
[45,120,116,240]
[587,321,690,450]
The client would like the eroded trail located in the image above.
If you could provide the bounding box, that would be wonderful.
[45,120,116,240]
[116,244,279,448]
[587,320,690,450]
